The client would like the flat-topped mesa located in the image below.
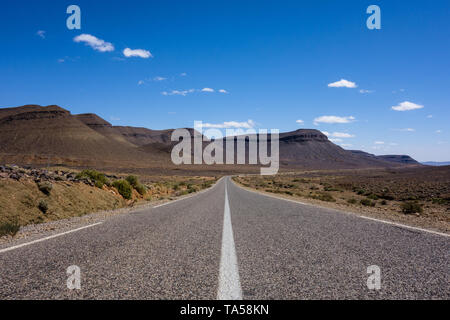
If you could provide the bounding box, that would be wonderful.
[378,155,419,165]
[279,129,329,142]
[0,105,70,122]
[75,113,112,128]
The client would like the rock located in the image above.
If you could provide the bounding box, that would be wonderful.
[9,173,20,181]
[37,181,53,195]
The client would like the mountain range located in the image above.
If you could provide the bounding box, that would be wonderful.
[0,105,421,173]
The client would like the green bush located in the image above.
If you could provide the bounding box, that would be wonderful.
[367,194,379,200]
[38,199,48,213]
[37,181,53,195]
[311,192,335,202]
[112,180,133,199]
[0,219,20,237]
[380,200,387,205]
[134,183,147,196]
[431,198,450,205]
[76,169,110,188]
[347,198,357,204]
[401,201,423,214]
[125,175,146,195]
[360,199,376,207]
[126,175,139,187]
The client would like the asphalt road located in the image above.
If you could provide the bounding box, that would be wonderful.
[0,177,448,299]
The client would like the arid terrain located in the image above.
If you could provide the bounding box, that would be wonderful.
[233,165,450,233]
[0,164,216,237]
[0,104,448,238]
[0,105,414,174]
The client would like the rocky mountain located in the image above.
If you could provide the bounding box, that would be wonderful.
[377,155,420,165]
[0,105,419,172]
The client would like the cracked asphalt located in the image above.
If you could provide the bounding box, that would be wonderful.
[0,177,448,299]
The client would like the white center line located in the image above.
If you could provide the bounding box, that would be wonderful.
[217,179,242,300]
[0,222,103,254]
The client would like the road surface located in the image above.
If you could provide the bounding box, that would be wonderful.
[0,177,448,299]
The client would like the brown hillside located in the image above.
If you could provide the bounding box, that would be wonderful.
[0,105,418,172]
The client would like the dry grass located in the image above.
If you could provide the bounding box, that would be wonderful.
[233,166,450,233]
[0,179,125,233]
[0,168,218,236]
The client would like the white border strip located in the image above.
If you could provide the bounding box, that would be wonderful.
[231,178,449,238]
[0,222,103,254]
[217,180,242,300]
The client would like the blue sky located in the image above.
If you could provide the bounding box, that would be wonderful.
[0,0,449,161]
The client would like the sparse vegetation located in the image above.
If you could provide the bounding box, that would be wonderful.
[367,194,379,200]
[310,192,335,202]
[401,201,423,215]
[0,219,20,237]
[76,169,110,188]
[112,180,133,200]
[126,175,147,195]
[360,199,376,207]
[38,199,48,213]
[37,181,53,195]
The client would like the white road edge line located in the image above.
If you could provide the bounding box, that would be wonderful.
[0,222,103,254]
[232,179,450,238]
[217,179,243,300]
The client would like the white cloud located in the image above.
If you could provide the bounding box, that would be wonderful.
[296,120,304,125]
[427,115,433,118]
[314,115,355,125]
[36,30,46,39]
[110,116,120,121]
[57,58,65,63]
[74,34,114,52]
[374,141,385,145]
[391,101,424,111]
[161,89,195,96]
[328,79,357,88]
[389,143,398,146]
[329,138,343,143]
[359,89,374,94]
[394,128,415,132]
[180,72,187,76]
[330,132,355,138]
[162,88,228,96]
[340,143,353,148]
[436,130,442,134]
[153,76,166,81]
[202,120,255,129]
[123,48,152,58]
[138,80,144,85]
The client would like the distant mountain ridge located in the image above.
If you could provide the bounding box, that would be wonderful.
[0,105,420,172]
[422,161,450,166]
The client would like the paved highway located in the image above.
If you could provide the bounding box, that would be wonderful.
[0,177,448,299]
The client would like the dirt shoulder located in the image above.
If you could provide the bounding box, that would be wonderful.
[233,167,450,235]
[0,164,218,241]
